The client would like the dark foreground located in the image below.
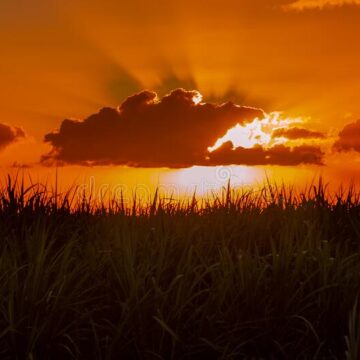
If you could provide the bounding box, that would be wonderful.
[1,179,360,359]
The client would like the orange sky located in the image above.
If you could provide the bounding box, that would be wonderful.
[1,0,360,192]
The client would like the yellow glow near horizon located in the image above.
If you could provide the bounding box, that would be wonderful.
[208,112,304,152]
[162,165,264,196]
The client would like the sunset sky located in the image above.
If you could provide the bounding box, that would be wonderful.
[1,0,360,194]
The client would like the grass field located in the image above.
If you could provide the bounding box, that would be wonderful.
[1,176,360,359]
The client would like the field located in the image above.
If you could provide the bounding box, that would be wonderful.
[1,177,360,359]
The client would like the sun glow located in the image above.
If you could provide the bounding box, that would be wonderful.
[208,112,303,152]
[192,92,203,105]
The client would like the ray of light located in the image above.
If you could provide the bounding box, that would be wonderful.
[208,112,304,152]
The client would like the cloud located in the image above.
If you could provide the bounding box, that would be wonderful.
[42,89,265,168]
[42,89,326,168]
[333,119,360,152]
[272,127,325,140]
[208,141,324,166]
[0,123,25,150]
[284,0,360,10]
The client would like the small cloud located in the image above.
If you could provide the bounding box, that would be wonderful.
[333,119,360,152]
[0,123,25,150]
[284,0,360,10]
[272,127,325,140]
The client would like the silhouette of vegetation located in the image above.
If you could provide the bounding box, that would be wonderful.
[0,175,360,359]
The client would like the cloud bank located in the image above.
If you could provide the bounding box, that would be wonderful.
[43,89,325,168]
[0,123,25,150]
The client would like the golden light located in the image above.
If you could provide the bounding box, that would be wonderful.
[208,112,304,152]
[192,92,203,105]
[163,165,263,197]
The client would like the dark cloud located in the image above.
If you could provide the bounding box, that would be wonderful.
[272,127,325,140]
[208,142,324,166]
[0,123,25,150]
[43,89,265,167]
[333,119,360,152]
[42,89,325,168]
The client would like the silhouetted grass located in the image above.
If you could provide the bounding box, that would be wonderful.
[0,175,360,359]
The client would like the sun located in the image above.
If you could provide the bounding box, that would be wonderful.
[208,112,303,152]
[208,120,271,151]
[192,92,203,105]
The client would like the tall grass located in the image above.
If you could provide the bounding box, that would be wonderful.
[0,176,360,359]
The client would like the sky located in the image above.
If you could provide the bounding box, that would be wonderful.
[1,0,360,193]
